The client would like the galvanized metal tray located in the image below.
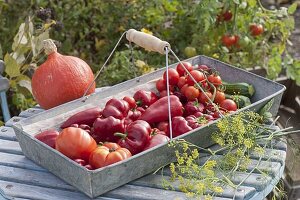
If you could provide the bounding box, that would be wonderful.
[12,55,285,198]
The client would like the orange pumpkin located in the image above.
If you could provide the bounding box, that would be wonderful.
[32,39,95,109]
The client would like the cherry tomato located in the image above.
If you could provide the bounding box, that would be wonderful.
[222,35,239,47]
[214,91,225,104]
[220,99,237,111]
[186,70,205,86]
[177,76,187,89]
[250,24,264,36]
[157,121,169,135]
[180,84,189,95]
[184,86,200,101]
[208,74,222,86]
[198,91,213,104]
[163,68,180,85]
[155,78,166,92]
[217,10,232,22]
[176,62,193,76]
[89,142,132,169]
[55,127,97,161]
[123,96,137,109]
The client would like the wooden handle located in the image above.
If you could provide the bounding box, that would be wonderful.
[126,29,170,54]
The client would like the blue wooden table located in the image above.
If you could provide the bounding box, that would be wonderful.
[0,107,287,200]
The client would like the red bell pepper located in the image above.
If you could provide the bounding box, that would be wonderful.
[133,90,158,108]
[102,98,130,119]
[184,100,205,116]
[34,129,60,148]
[115,120,151,155]
[61,107,102,128]
[139,95,183,124]
[92,116,125,143]
[171,116,192,138]
[144,133,170,150]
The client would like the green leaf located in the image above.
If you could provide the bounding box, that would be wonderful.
[18,79,32,94]
[0,44,2,59]
[233,0,240,4]
[31,30,50,57]
[288,2,297,15]
[4,53,21,78]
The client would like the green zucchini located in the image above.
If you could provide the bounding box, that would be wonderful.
[223,82,255,97]
[225,94,251,108]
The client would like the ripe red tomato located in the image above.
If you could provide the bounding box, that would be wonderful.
[250,24,264,36]
[184,86,200,101]
[208,74,222,86]
[177,76,187,89]
[220,99,237,111]
[55,127,97,161]
[186,70,205,86]
[123,96,137,109]
[214,91,225,104]
[89,142,132,169]
[217,10,233,22]
[222,35,239,47]
[155,78,166,92]
[176,62,193,76]
[198,91,213,104]
[180,84,189,95]
[159,90,173,98]
[163,68,180,85]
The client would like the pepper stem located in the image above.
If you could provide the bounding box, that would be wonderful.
[114,132,127,139]
[43,39,57,55]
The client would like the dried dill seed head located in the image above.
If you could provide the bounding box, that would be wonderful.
[52,21,64,31]
[36,8,52,21]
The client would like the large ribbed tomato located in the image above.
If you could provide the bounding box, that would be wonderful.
[55,127,97,161]
[89,142,132,169]
[31,39,95,109]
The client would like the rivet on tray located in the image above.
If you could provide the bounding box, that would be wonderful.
[237,188,244,193]
[273,152,280,156]
[256,176,263,181]
[1,128,7,132]
[13,118,20,122]
[28,109,35,113]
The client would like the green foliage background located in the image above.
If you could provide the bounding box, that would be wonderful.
[0,0,299,118]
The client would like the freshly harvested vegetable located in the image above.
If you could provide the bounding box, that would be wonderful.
[55,127,97,161]
[133,90,159,108]
[220,99,238,111]
[73,158,94,170]
[186,115,208,129]
[123,96,137,109]
[89,142,132,169]
[93,116,125,143]
[102,98,130,119]
[60,107,102,128]
[225,94,251,108]
[176,62,193,76]
[144,133,170,150]
[184,100,205,117]
[163,68,180,85]
[171,116,192,138]
[186,70,205,86]
[223,82,255,97]
[34,129,59,148]
[115,120,151,155]
[139,95,183,124]
[31,39,95,109]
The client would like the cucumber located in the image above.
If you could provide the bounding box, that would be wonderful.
[225,94,251,108]
[223,82,255,97]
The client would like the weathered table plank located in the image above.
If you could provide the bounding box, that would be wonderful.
[0,108,286,200]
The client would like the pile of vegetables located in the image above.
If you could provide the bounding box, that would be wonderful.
[34,61,255,170]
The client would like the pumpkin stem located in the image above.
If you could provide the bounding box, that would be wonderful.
[43,39,57,55]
